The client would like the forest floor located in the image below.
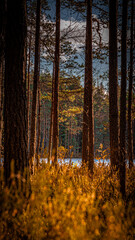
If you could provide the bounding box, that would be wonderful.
[0,162,135,240]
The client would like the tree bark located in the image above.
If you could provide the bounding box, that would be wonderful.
[82,0,94,173]
[128,0,134,169]
[0,0,6,159]
[88,0,94,173]
[44,109,46,149]
[119,0,128,198]
[0,0,6,66]
[0,61,4,160]
[36,89,41,168]
[52,0,60,164]
[4,0,28,186]
[133,119,135,160]
[109,0,119,169]
[29,0,41,172]
[27,18,32,153]
[48,63,55,163]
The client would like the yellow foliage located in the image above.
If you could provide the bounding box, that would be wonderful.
[0,163,135,240]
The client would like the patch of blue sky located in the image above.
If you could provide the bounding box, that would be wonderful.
[41,0,110,88]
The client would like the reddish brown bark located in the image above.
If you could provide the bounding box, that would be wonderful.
[82,0,94,173]
[36,89,41,168]
[52,0,60,164]
[29,0,41,171]
[48,63,55,163]
[120,0,128,199]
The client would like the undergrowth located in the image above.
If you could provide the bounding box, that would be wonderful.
[0,162,135,240]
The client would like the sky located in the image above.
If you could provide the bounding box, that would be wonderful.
[40,0,133,89]
[39,0,110,87]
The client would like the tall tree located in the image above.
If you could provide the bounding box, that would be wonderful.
[4,0,28,185]
[52,0,60,164]
[48,63,55,163]
[87,0,94,173]
[27,0,32,152]
[0,0,6,159]
[82,0,94,173]
[0,0,5,66]
[36,88,41,168]
[29,0,41,171]
[119,0,128,198]
[128,0,134,169]
[0,61,4,160]
[109,0,119,169]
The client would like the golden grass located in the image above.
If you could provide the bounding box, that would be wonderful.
[0,162,135,240]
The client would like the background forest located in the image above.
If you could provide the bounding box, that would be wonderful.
[0,0,135,239]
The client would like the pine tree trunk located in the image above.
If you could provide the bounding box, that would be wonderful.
[45,114,47,147]
[119,0,128,199]
[44,110,46,149]
[29,0,41,172]
[68,126,70,154]
[133,119,135,159]
[52,0,60,164]
[36,89,41,168]
[4,0,28,186]
[0,0,5,65]
[128,0,134,169]
[0,63,2,159]
[109,0,119,169]
[88,0,94,173]
[0,0,6,160]
[0,61,4,160]
[82,0,94,173]
[27,23,32,152]
[48,63,55,163]
[70,118,72,147]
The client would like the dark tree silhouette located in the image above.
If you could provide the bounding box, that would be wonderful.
[82,0,94,173]
[128,0,134,169]
[36,89,41,168]
[52,0,60,164]
[120,0,128,199]
[109,0,119,169]
[0,0,6,159]
[4,0,28,185]
[29,0,41,172]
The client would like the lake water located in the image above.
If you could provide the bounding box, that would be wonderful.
[0,158,109,167]
[40,158,110,166]
[40,158,135,167]
[1,158,134,167]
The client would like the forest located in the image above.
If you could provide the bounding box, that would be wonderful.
[0,0,135,239]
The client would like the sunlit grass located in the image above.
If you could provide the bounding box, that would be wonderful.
[0,162,135,240]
